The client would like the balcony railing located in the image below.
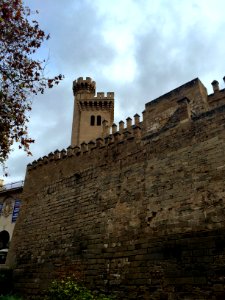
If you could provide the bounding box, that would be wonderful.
[0,180,24,193]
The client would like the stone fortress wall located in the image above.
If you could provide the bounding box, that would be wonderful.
[7,77,225,299]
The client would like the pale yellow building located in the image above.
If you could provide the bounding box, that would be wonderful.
[0,180,23,263]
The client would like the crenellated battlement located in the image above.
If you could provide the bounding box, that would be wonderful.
[208,77,225,108]
[76,92,114,102]
[95,92,114,99]
[28,76,225,173]
[77,98,114,111]
[72,77,114,100]
[73,76,96,96]
[27,103,187,173]
[27,117,143,172]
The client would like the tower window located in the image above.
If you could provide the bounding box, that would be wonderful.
[97,115,101,126]
[90,115,95,126]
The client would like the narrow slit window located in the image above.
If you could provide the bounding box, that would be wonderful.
[97,115,101,126]
[90,115,95,126]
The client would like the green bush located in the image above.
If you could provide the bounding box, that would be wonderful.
[44,278,112,300]
[0,296,23,300]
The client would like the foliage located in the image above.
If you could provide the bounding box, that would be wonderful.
[0,296,23,300]
[44,278,113,300]
[0,0,63,165]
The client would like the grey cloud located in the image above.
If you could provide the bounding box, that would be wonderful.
[34,0,116,75]
[133,4,225,106]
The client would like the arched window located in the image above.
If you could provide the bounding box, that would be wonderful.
[0,230,10,249]
[90,115,95,126]
[97,115,101,126]
[0,230,9,264]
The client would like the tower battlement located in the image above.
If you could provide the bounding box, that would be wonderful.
[72,77,96,96]
[96,92,114,98]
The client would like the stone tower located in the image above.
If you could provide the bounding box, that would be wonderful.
[71,77,114,146]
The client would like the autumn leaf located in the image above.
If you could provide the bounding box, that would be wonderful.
[0,0,64,167]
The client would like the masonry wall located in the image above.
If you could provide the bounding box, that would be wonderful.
[7,80,225,299]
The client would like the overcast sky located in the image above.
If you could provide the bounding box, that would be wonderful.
[1,0,225,184]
